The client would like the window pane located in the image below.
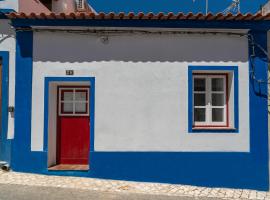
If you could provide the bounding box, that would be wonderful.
[212,93,225,106]
[194,93,206,106]
[62,91,73,101]
[62,103,73,113]
[75,102,87,113]
[212,78,224,91]
[194,78,206,91]
[75,91,87,101]
[194,108,206,122]
[212,108,224,122]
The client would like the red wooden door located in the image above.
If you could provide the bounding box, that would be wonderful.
[57,87,90,165]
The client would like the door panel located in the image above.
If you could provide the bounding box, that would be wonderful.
[58,117,90,164]
[57,87,90,165]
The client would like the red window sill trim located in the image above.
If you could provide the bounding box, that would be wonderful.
[192,127,236,131]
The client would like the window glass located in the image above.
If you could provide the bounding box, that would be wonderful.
[194,78,206,91]
[212,108,224,122]
[59,88,89,116]
[75,91,87,101]
[75,102,87,113]
[194,93,206,106]
[194,108,206,122]
[62,91,73,101]
[212,93,224,106]
[62,103,73,113]
[212,78,224,91]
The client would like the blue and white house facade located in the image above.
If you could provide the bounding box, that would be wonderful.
[0,2,270,191]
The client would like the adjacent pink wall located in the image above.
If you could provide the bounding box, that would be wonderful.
[52,0,76,13]
[19,0,92,14]
[19,0,51,14]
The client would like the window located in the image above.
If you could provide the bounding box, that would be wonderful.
[58,87,89,116]
[188,66,239,133]
[193,74,228,128]
[76,0,86,11]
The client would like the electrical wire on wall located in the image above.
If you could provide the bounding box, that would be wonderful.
[14,26,270,85]
[247,33,270,85]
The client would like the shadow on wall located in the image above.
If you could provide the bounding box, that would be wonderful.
[32,32,249,63]
[0,21,15,36]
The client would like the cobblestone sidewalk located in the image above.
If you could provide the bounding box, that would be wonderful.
[0,170,269,200]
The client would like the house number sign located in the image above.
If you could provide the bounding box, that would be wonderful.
[66,70,74,76]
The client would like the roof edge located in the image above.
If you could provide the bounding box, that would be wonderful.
[6,12,270,21]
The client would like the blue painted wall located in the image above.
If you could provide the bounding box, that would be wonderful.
[10,21,269,191]
[12,30,47,172]
[0,51,10,163]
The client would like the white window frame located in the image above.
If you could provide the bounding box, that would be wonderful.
[193,74,228,127]
[58,87,90,117]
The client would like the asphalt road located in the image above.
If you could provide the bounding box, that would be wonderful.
[0,184,222,200]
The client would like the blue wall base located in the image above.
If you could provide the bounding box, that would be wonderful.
[10,152,270,191]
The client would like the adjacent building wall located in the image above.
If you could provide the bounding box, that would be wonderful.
[0,20,15,140]
[262,1,270,15]
[0,19,16,163]
[51,0,76,13]
[18,0,94,14]
[18,0,50,14]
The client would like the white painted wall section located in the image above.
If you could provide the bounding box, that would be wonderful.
[32,30,250,152]
[0,20,15,139]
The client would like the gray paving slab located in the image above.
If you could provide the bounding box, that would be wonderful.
[0,184,224,200]
[0,171,268,200]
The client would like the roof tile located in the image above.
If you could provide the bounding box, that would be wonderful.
[6,12,270,21]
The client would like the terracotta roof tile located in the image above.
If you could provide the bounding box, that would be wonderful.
[6,12,270,21]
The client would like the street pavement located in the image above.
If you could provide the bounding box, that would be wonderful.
[0,184,223,200]
[0,170,269,200]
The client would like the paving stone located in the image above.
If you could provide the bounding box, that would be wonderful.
[0,170,269,199]
[256,192,267,200]
[249,191,258,199]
